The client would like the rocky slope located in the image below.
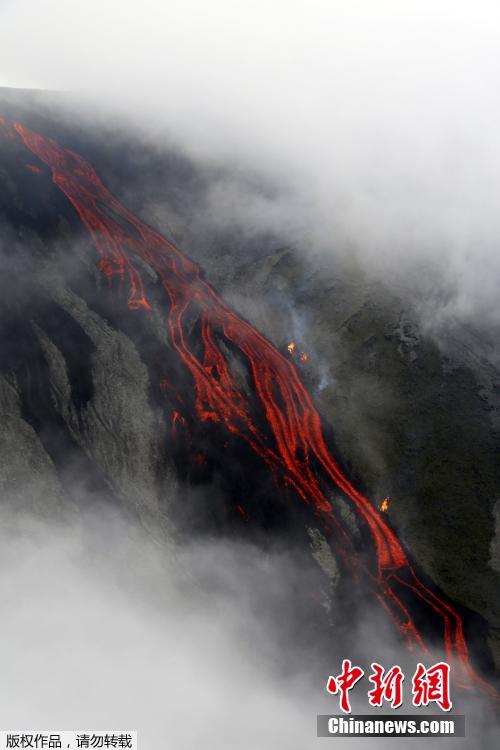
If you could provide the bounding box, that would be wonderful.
[1,87,499,679]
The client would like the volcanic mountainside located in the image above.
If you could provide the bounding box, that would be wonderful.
[1,89,500,699]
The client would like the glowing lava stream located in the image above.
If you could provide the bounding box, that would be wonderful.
[3,117,497,698]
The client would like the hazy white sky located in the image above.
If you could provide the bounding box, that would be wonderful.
[2,1,500,323]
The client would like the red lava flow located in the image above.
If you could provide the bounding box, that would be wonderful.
[25,163,42,174]
[2,116,497,699]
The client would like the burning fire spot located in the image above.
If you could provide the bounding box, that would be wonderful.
[380,496,390,512]
[288,342,309,362]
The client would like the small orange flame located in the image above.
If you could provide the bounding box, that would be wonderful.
[287,342,296,354]
[380,496,390,512]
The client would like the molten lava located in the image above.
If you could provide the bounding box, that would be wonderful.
[26,163,42,174]
[2,115,497,699]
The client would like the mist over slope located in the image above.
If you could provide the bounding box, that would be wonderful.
[0,84,500,746]
[3,2,500,330]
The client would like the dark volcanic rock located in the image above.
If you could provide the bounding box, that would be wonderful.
[1,87,499,675]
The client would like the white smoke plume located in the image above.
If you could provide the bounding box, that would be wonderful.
[2,1,500,325]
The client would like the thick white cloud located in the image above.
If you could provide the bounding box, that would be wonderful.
[0,511,325,749]
[2,2,500,316]
[0,509,497,749]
